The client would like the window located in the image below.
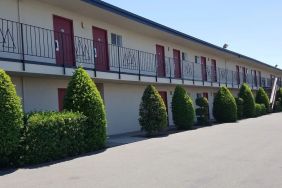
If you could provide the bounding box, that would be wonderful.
[182,52,188,61]
[196,93,202,98]
[111,33,122,46]
[195,56,200,63]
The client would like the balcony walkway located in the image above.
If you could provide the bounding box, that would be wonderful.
[1,113,282,188]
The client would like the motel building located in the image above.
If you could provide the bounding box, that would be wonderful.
[0,0,281,135]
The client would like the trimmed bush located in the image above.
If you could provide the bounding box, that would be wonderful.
[0,69,23,167]
[195,97,209,125]
[213,87,237,123]
[22,112,87,165]
[255,87,270,112]
[235,97,244,120]
[274,98,282,112]
[254,103,266,117]
[238,83,255,118]
[64,67,107,152]
[139,85,168,136]
[171,86,195,130]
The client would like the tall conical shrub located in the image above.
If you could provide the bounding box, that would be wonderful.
[64,67,106,151]
[139,85,168,136]
[238,83,255,118]
[255,87,270,112]
[213,86,237,122]
[0,69,23,167]
[172,86,195,130]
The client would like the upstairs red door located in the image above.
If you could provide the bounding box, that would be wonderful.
[236,65,240,84]
[211,59,217,82]
[93,26,109,71]
[156,45,165,77]
[242,67,246,82]
[173,49,181,78]
[158,91,168,112]
[53,15,74,66]
[201,57,207,81]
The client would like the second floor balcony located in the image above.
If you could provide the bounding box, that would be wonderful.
[0,17,278,89]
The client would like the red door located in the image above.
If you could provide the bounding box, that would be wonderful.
[254,70,257,87]
[93,26,109,71]
[236,65,240,84]
[158,91,168,112]
[201,57,207,81]
[156,45,165,77]
[242,67,246,82]
[53,15,74,66]
[58,88,67,112]
[203,92,209,100]
[211,59,217,82]
[173,49,181,78]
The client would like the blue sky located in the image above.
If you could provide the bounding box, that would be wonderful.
[103,0,282,68]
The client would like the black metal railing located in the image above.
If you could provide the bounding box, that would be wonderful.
[0,17,276,88]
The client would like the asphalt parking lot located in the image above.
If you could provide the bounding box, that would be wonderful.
[1,113,282,188]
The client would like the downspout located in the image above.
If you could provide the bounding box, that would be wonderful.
[17,0,25,111]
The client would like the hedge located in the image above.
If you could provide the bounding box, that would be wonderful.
[171,86,195,130]
[235,97,244,120]
[255,87,270,112]
[254,103,266,117]
[195,97,209,125]
[139,85,168,136]
[0,69,24,167]
[213,87,237,122]
[238,83,255,118]
[64,67,107,152]
[21,112,87,165]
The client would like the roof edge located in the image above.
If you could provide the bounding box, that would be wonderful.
[82,0,281,72]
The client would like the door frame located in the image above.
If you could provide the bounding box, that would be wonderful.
[92,26,109,71]
[53,15,75,66]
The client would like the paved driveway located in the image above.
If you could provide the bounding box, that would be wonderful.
[1,113,282,188]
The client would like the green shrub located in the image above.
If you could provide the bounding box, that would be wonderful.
[195,97,209,125]
[139,85,168,136]
[235,97,244,120]
[256,87,270,112]
[274,98,282,112]
[64,67,107,152]
[254,103,266,117]
[0,69,23,167]
[22,112,87,165]
[238,83,255,118]
[276,88,282,100]
[171,86,195,130]
[213,87,237,123]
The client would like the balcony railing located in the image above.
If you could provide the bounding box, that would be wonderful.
[0,17,278,88]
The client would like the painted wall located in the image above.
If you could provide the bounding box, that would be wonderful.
[11,75,243,135]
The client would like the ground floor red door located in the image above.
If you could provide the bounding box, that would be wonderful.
[158,91,168,112]
[58,88,67,112]
[201,57,207,81]
[53,15,75,66]
[156,45,165,77]
[173,49,181,78]
[93,26,109,71]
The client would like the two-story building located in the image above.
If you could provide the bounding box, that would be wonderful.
[0,0,281,135]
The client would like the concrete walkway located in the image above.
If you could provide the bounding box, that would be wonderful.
[1,113,282,188]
